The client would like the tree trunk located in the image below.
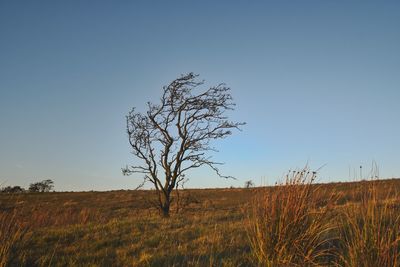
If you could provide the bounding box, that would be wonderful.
[161,205,169,217]
[161,201,170,217]
[160,192,171,217]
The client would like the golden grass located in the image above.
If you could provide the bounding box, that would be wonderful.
[246,169,337,266]
[0,179,400,266]
[337,181,400,267]
[0,210,28,267]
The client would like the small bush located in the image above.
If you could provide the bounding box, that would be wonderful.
[0,186,24,194]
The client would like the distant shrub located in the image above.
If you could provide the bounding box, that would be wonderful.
[1,186,24,194]
[244,180,254,189]
[29,179,54,192]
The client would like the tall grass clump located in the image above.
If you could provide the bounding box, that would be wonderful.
[0,210,28,267]
[338,181,400,267]
[246,168,336,266]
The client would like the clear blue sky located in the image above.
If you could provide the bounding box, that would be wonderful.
[1,1,399,191]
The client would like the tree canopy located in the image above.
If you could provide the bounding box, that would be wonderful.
[123,73,244,216]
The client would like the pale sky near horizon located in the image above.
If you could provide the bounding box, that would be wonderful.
[0,1,399,191]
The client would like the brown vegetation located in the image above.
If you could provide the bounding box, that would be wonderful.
[0,178,399,266]
[337,181,400,266]
[246,169,337,266]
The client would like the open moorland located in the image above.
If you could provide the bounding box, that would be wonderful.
[1,177,400,267]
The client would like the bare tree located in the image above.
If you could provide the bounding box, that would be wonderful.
[244,180,254,189]
[123,73,245,217]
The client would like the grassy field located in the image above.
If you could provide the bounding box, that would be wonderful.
[1,178,400,266]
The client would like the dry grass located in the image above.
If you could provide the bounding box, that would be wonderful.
[246,169,337,266]
[0,178,400,266]
[337,181,400,267]
[0,210,28,267]
[0,189,253,266]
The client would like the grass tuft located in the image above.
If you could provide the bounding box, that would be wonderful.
[337,181,400,267]
[246,168,337,266]
[0,210,28,267]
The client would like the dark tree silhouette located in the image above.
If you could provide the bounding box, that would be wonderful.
[29,179,54,192]
[244,180,255,189]
[1,186,24,193]
[123,73,244,216]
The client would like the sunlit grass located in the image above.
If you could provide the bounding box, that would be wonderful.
[0,179,400,266]
[246,168,338,266]
[0,210,28,267]
[337,182,400,267]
